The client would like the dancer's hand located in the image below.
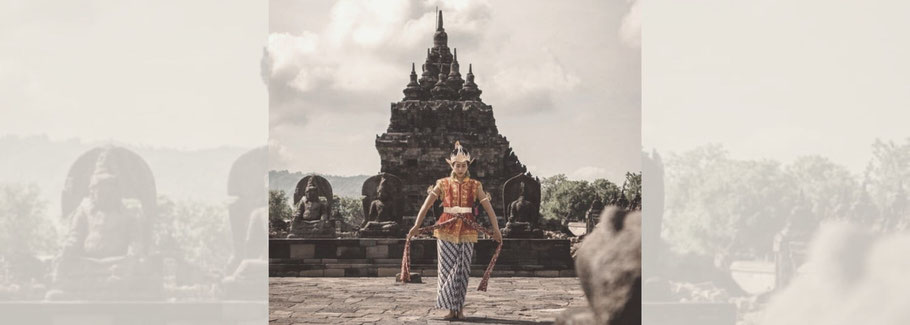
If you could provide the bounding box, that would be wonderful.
[407,226,420,239]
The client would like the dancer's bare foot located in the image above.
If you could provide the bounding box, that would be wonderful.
[443,310,457,320]
[456,309,466,320]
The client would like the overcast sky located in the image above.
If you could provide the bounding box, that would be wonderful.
[266,0,642,184]
[644,0,910,174]
[0,0,267,150]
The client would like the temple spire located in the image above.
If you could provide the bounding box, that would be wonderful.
[460,63,482,101]
[436,9,444,31]
[447,48,464,91]
[433,10,448,48]
[431,62,455,100]
[403,62,422,100]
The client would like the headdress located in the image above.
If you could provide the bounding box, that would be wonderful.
[445,141,474,167]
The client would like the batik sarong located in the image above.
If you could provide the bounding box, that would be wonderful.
[435,239,474,311]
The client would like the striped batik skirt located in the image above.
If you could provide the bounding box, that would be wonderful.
[436,239,474,311]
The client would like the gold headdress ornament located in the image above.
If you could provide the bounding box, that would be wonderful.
[445,141,474,167]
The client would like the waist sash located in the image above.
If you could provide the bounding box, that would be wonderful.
[399,213,502,291]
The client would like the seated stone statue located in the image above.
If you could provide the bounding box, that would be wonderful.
[222,147,268,300]
[359,175,404,237]
[287,177,334,238]
[46,151,160,300]
[502,180,543,238]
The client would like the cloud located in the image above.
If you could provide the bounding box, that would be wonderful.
[620,0,641,49]
[267,138,294,171]
[570,166,610,181]
[263,0,493,130]
[486,51,581,114]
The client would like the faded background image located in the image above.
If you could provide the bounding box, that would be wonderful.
[644,0,910,324]
[0,1,267,324]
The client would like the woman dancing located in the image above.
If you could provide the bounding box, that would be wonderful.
[406,141,503,321]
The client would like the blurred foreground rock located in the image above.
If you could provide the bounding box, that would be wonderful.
[557,207,641,325]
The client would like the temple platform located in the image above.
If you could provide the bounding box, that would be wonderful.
[269,238,575,277]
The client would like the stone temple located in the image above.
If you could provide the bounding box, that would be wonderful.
[376,10,527,222]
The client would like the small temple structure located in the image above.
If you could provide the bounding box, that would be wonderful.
[376,10,527,221]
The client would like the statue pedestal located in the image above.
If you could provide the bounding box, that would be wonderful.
[47,255,164,301]
[269,238,575,277]
[358,221,403,238]
[287,220,335,238]
[501,222,543,238]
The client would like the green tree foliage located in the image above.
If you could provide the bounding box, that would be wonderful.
[333,195,364,227]
[269,190,293,231]
[592,178,622,202]
[664,146,793,259]
[864,139,910,230]
[661,143,895,260]
[0,183,59,258]
[540,175,632,222]
[786,156,860,224]
[624,172,642,201]
[155,196,231,274]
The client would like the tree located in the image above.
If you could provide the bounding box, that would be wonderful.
[541,174,596,221]
[591,178,622,204]
[785,155,860,225]
[663,145,795,259]
[0,184,58,257]
[155,196,231,274]
[268,190,292,234]
[333,195,364,227]
[0,183,58,284]
[863,139,910,231]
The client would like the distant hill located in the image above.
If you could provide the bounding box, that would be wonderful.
[0,135,252,214]
[269,170,369,198]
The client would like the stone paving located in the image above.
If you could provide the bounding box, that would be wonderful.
[270,277,588,324]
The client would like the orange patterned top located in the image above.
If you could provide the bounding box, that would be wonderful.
[431,176,484,243]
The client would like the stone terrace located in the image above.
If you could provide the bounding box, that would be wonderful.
[269,277,588,324]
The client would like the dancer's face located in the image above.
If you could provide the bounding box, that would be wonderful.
[453,161,468,178]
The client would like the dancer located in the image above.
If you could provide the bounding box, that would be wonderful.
[405,141,503,320]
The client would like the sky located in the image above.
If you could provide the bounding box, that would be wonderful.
[644,0,910,174]
[266,0,642,184]
[0,0,267,150]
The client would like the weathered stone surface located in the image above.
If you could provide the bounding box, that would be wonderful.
[365,245,389,258]
[270,238,575,277]
[378,11,526,220]
[288,175,335,238]
[360,173,406,237]
[336,246,364,259]
[571,207,641,325]
[47,145,162,301]
[501,173,544,238]
[300,270,324,277]
[377,267,400,277]
[289,244,315,259]
[271,276,587,324]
